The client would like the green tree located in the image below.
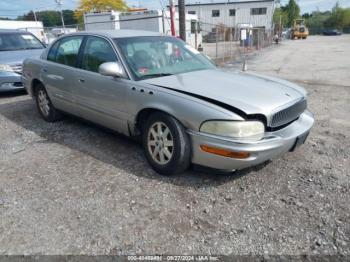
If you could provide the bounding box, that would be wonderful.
[63,10,78,26]
[285,0,300,27]
[273,7,288,27]
[325,2,350,29]
[74,0,128,21]
[38,11,61,27]
[306,11,331,29]
[345,8,350,27]
[302,13,311,19]
[18,10,77,27]
[17,11,35,21]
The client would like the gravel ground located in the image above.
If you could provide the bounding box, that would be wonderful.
[0,35,349,256]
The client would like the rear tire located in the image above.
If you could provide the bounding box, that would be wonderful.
[35,83,63,122]
[142,112,191,175]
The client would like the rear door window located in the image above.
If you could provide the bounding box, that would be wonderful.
[55,36,83,67]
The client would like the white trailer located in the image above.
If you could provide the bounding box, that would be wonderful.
[84,11,121,31]
[0,20,45,43]
[84,10,202,49]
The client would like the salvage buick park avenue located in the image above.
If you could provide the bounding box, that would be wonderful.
[22,30,314,175]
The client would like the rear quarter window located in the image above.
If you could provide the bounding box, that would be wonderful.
[47,40,60,62]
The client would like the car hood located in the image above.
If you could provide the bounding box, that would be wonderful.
[142,69,306,116]
[0,49,44,65]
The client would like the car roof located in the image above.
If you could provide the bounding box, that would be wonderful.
[0,29,32,34]
[68,29,164,38]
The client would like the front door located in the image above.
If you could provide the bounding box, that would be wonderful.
[73,36,131,135]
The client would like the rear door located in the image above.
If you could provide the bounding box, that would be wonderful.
[73,35,131,135]
[42,35,84,115]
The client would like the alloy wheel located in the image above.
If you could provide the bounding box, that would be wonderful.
[147,121,174,165]
[37,89,50,117]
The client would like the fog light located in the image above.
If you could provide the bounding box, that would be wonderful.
[200,145,250,159]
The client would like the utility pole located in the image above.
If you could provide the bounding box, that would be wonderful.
[178,0,186,41]
[33,9,37,22]
[169,0,176,36]
[55,0,66,31]
[279,14,282,36]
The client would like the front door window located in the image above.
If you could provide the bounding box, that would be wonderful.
[81,36,118,73]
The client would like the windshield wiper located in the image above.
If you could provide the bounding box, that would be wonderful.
[139,73,173,80]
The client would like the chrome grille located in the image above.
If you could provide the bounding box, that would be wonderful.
[10,64,23,75]
[270,99,307,128]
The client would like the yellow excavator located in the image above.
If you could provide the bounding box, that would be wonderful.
[292,19,309,39]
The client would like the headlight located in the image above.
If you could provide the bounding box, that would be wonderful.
[0,64,13,72]
[200,120,265,139]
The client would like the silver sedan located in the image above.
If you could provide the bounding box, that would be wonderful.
[22,30,314,175]
[0,30,45,92]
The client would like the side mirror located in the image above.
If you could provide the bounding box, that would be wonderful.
[98,62,126,78]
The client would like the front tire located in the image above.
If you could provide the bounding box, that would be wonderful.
[35,83,63,122]
[142,112,191,175]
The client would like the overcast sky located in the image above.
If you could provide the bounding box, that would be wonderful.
[1,0,350,19]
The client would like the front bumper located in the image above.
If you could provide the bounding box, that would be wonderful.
[294,32,308,37]
[188,110,314,171]
[0,72,24,91]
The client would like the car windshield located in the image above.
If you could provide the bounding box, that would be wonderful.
[114,36,215,80]
[0,32,44,51]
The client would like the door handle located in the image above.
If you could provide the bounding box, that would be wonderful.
[78,79,85,83]
[42,68,48,73]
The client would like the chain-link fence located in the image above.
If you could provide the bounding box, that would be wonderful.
[199,22,274,64]
[18,18,275,65]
